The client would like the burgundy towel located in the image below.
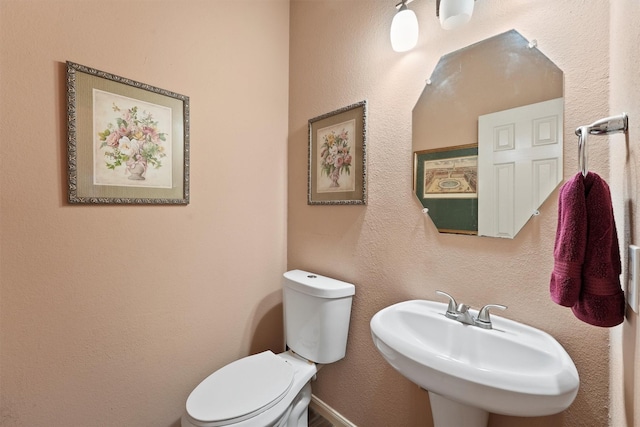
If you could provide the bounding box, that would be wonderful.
[550,172,625,327]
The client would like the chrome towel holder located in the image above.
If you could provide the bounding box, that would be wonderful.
[576,113,629,176]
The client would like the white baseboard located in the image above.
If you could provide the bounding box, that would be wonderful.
[310,394,357,427]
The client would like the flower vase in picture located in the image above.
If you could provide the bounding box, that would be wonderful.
[127,160,146,180]
[330,166,342,187]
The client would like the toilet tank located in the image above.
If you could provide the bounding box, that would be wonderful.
[283,270,355,364]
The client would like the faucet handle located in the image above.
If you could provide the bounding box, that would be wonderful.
[476,304,507,329]
[435,290,458,316]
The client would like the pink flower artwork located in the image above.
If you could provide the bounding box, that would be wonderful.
[93,89,173,189]
[316,119,357,193]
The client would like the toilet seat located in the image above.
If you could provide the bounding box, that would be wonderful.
[186,351,295,426]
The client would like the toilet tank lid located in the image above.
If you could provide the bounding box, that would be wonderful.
[283,270,355,298]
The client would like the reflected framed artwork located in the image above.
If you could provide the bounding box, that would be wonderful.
[308,100,367,205]
[66,61,189,204]
[414,144,478,234]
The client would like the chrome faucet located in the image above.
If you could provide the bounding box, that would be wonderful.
[435,291,507,330]
[453,303,475,325]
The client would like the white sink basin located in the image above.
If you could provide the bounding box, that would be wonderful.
[370,299,579,420]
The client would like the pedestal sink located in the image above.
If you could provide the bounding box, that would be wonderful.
[370,300,579,427]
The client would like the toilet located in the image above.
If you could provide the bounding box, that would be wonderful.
[181,269,355,427]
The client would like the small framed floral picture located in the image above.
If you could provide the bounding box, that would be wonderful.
[66,61,189,204]
[308,100,367,205]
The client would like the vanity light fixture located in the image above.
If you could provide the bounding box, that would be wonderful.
[437,0,475,30]
[390,0,419,52]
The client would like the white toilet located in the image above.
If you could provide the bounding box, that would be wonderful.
[181,269,355,427]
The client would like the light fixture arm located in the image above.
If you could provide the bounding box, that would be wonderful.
[395,0,415,10]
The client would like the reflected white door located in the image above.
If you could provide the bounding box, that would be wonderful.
[478,98,563,238]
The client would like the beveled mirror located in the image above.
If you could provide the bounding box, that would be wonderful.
[413,30,564,238]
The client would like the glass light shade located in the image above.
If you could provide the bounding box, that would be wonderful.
[390,7,419,52]
[439,0,474,30]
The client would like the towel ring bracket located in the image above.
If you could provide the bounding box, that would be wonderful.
[575,113,629,176]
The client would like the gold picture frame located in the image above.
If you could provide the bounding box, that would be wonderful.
[308,100,367,205]
[66,61,189,204]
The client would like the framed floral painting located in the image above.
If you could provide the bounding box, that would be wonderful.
[308,100,367,205]
[66,61,189,204]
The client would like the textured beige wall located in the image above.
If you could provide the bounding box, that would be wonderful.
[0,1,289,426]
[2,1,636,427]
[609,1,640,426]
[289,1,616,426]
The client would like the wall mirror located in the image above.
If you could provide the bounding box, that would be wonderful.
[413,30,564,238]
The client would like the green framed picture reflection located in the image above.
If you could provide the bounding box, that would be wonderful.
[66,61,189,204]
[414,144,478,234]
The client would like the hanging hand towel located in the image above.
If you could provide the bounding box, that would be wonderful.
[550,172,625,327]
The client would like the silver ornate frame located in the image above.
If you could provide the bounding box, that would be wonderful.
[66,61,190,204]
[307,100,367,205]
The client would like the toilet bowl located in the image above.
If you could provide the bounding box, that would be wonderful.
[181,270,355,427]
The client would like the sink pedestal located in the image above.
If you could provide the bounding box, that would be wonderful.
[429,392,489,427]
